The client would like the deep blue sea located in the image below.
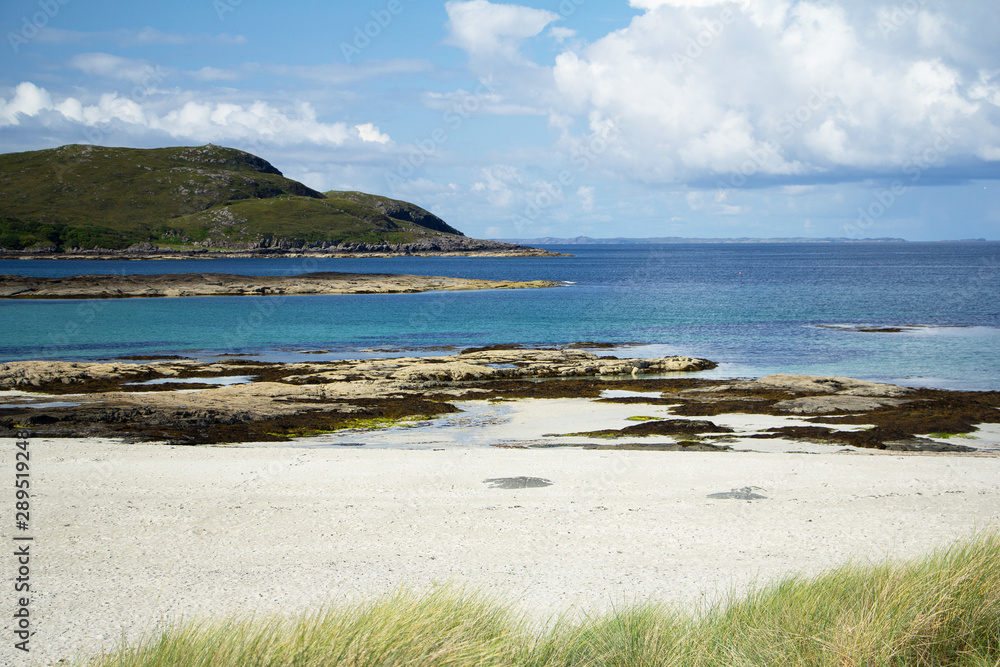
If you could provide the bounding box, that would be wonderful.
[2,242,999,390]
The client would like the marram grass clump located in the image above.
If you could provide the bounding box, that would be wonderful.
[85,532,1000,667]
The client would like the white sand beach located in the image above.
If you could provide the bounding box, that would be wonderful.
[6,423,1000,665]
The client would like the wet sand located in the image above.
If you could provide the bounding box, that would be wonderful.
[8,434,1000,665]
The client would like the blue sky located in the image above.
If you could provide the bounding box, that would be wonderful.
[1,0,998,240]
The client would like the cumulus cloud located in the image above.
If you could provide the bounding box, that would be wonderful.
[0,83,57,126]
[447,1,1000,187]
[542,1,1000,184]
[445,0,560,63]
[355,123,390,144]
[0,81,385,148]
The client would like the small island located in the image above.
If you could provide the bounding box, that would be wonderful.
[0,271,561,299]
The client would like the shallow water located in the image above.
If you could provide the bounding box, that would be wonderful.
[2,242,998,389]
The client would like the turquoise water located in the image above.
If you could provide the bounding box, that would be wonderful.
[1,242,998,390]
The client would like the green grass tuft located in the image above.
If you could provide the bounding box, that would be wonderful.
[82,532,1000,666]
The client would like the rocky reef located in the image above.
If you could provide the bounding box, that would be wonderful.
[0,272,560,299]
[0,348,997,451]
[0,349,713,443]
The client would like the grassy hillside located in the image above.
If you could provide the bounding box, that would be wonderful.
[327,190,464,236]
[0,144,468,252]
[167,195,457,248]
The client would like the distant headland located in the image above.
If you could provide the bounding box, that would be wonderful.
[0,144,559,259]
[497,236,992,245]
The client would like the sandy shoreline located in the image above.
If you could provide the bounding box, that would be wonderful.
[3,356,1000,663]
[5,435,999,665]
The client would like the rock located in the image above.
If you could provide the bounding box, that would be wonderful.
[0,272,561,299]
[752,374,912,397]
[771,395,912,415]
[883,439,978,453]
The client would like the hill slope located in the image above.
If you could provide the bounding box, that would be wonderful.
[0,144,540,256]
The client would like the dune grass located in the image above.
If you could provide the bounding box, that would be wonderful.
[84,532,1000,666]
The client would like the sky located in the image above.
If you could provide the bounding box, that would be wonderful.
[1,0,999,241]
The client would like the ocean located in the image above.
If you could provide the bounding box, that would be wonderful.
[2,242,998,391]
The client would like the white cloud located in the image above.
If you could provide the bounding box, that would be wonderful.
[0,82,381,148]
[630,0,729,8]
[537,0,1000,185]
[173,60,433,85]
[261,59,432,84]
[355,123,390,144]
[445,0,560,63]
[549,27,576,44]
[970,71,1000,106]
[190,66,242,82]
[423,84,541,117]
[577,185,595,211]
[68,53,165,84]
[471,164,523,208]
[38,27,246,47]
[0,83,52,123]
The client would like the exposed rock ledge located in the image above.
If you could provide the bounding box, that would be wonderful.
[1,349,997,450]
[0,349,714,443]
[0,272,560,299]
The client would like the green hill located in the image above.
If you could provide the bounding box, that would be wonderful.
[0,144,516,255]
